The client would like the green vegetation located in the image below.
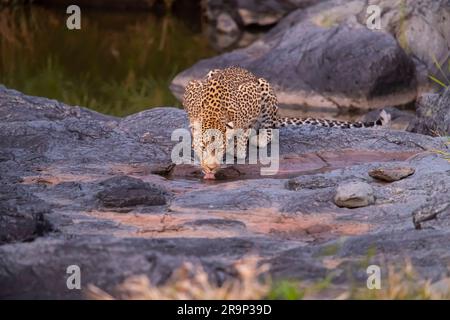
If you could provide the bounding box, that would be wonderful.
[0,6,215,116]
[316,242,341,257]
[267,280,305,300]
[428,54,450,89]
[269,261,450,300]
[432,138,450,163]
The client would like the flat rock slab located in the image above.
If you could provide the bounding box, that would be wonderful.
[1,86,450,298]
[97,176,170,208]
[0,184,53,245]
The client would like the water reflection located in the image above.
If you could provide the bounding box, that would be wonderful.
[0,6,216,116]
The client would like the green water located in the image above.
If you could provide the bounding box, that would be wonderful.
[0,6,216,116]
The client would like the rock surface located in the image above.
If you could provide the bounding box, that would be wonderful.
[203,0,319,28]
[362,107,416,131]
[1,86,450,299]
[408,87,450,136]
[172,0,450,110]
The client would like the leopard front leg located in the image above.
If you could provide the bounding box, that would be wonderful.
[236,129,250,159]
[226,128,250,160]
[249,124,273,149]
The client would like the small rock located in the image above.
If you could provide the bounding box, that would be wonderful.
[149,163,175,176]
[214,166,242,180]
[97,176,169,208]
[170,164,203,179]
[216,13,239,34]
[369,166,415,182]
[334,181,375,208]
[237,8,283,26]
[139,132,155,143]
[412,201,450,230]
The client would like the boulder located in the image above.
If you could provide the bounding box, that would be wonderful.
[172,0,450,111]
[203,0,319,28]
[408,87,450,136]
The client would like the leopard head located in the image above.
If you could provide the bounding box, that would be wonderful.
[191,112,233,179]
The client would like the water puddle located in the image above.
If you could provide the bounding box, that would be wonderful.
[162,149,419,182]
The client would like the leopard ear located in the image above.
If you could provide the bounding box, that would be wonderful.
[226,121,234,129]
[207,69,220,79]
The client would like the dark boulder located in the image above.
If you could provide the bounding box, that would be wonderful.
[172,0,450,111]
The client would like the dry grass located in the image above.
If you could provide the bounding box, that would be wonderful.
[428,54,450,89]
[271,260,450,300]
[431,138,450,162]
[86,255,450,300]
[86,256,270,300]
[340,260,450,300]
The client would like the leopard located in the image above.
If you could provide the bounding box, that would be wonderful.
[182,66,390,179]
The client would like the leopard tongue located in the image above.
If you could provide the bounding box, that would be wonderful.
[203,172,216,180]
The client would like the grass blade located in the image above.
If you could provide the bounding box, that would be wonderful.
[431,53,450,85]
[428,75,448,88]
